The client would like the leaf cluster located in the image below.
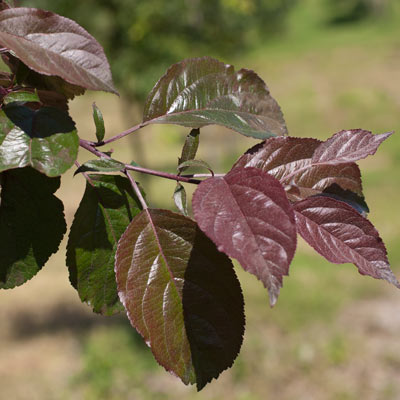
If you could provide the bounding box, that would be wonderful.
[0,5,398,390]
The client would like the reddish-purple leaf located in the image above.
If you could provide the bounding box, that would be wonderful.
[115,209,245,390]
[192,167,297,306]
[294,196,400,288]
[312,129,393,165]
[0,8,117,94]
[234,136,363,201]
[143,57,287,139]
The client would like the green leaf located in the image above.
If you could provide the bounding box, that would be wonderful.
[92,102,105,142]
[178,128,200,172]
[0,104,79,177]
[173,183,188,216]
[143,57,287,139]
[177,159,214,175]
[66,174,143,315]
[3,89,40,105]
[74,158,124,176]
[115,209,245,389]
[0,167,66,289]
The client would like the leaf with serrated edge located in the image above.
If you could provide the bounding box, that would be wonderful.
[193,167,297,306]
[115,209,245,390]
[234,136,363,201]
[0,8,117,94]
[74,158,124,176]
[0,104,78,177]
[293,196,400,288]
[312,129,393,164]
[143,57,287,139]
[0,167,66,289]
[66,175,142,315]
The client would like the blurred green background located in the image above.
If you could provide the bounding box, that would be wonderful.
[1,0,400,399]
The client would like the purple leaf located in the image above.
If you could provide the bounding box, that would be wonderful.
[115,209,245,390]
[143,57,287,139]
[293,196,400,288]
[234,136,363,201]
[312,129,393,164]
[192,167,297,306]
[0,8,117,94]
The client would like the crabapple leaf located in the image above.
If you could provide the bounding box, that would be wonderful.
[192,167,297,306]
[66,175,143,315]
[0,7,117,94]
[115,209,245,390]
[0,167,66,288]
[293,196,400,288]
[143,57,287,139]
[312,129,393,164]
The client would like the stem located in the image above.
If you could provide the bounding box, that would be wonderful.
[79,139,202,185]
[95,121,148,146]
[125,169,148,210]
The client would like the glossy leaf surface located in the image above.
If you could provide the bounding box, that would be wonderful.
[234,136,363,201]
[294,196,400,288]
[143,57,287,139]
[115,209,245,389]
[0,104,78,176]
[0,167,66,288]
[74,158,124,175]
[312,129,393,164]
[66,175,142,315]
[3,89,40,104]
[0,7,117,94]
[193,167,297,306]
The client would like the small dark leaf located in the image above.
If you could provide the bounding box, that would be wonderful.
[178,128,200,172]
[193,167,297,306]
[92,102,105,142]
[115,209,245,389]
[0,8,117,94]
[177,159,214,176]
[0,104,78,176]
[0,167,66,288]
[66,175,143,315]
[234,136,363,201]
[321,183,369,216]
[143,57,287,139]
[74,158,124,176]
[3,89,40,105]
[312,129,393,165]
[173,183,188,216]
[293,196,400,288]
